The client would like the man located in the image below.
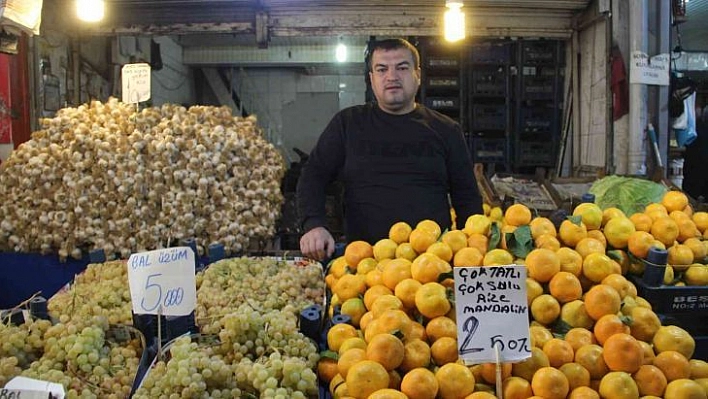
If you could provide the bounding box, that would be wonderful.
[297,38,483,261]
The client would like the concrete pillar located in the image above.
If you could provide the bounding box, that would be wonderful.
[628,0,648,175]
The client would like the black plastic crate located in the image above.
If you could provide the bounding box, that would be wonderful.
[521,40,560,65]
[472,66,508,96]
[426,57,460,69]
[426,76,460,90]
[630,275,708,315]
[522,75,556,100]
[519,106,557,134]
[425,96,461,110]
[515,140,555,166]
[471,138,509,163]
[472,104,507,130]
[470,42,513,64]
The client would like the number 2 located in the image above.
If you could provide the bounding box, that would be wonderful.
[459,316,484,355]
[141,273,163,312]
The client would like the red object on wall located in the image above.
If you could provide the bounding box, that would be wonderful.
[0,33,31,147]
[0,52,11,144]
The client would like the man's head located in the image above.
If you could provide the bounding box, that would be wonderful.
[367,38,421,115]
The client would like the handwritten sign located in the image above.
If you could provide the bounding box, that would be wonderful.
[453,265,531,364]
[630,52,670,86]
[127,247,196,316]
[3,376,65,398]
[121,63,151,104]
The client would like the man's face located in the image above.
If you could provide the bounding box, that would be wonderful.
[369,47,421,115]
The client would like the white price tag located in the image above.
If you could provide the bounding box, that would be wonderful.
[121,63,151,104]
[453,265,531,364]
[127,247,196,316]
[629,51,670,86]
[4,376,65,398]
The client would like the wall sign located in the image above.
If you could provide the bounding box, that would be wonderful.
[630,51,670,86]
[453,265,531,364]
[121,63,151,104]
[127,247,196,316]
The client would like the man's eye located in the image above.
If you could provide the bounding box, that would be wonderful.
[398,66,410,71]
[375,68,386,73]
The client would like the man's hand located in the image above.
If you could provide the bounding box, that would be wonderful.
[300,227,335,261]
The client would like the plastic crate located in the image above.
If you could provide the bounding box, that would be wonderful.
[519,107,556,135]
[426,57,460,69]
[470,42,513,64]
[472,66,507,96]
[472,104,507,130]
[426,76,460,90]
[629,275,708,315]
[521,40,560,65]
[425,96,460,110]
[522,75,556,100]
[471,138,509,163]
[516,140,555,166]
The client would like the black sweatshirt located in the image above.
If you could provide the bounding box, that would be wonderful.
[296,103,483,244]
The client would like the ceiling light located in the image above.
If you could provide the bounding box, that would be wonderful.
[444,0,466,42]
[335,42,348,63]
[76,0,105,22]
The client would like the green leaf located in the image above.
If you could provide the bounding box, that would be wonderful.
[438,271,454,283]
[488,222,501,251]
[549,318,573,336]
[446,287,456,307]
[320,350,339,360]
[507,225,534,259]
[619,314,633,326]
[568,215,583,225]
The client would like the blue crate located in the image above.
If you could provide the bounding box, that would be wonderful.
[472,104,507,130]
[471,138,509,163]
[470,42,513,64]
[472,66,508,97]
[515,140,556,166]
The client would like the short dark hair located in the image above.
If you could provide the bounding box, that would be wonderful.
[366,38,420,71]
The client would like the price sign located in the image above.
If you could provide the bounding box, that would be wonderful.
[3,376,65,398]
[127,247,196,316]
[629,51,670,86]
[453,265,531,364]
[121,63,151,104]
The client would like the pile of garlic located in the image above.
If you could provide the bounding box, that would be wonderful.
[0,98,285,259]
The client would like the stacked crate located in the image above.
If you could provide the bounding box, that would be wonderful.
[418,37,465,129]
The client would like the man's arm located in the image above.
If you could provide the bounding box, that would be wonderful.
[446,128,484,226]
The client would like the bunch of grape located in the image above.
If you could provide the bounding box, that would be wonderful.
[48,260,133,325]
[21,316,142,399]
[0,318,52,384]
[133,335,241,398]
[196,257,324,334]
[234,352,318,399]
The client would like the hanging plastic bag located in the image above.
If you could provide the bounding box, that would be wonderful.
[674,93,697,147]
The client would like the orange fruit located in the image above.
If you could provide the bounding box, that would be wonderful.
[341,297,367,327]
[334,273,367,301]
[366,269,385,287]
[394,278,422,310]
[527,277,544,306]
[632,364,667,397]
[531,294,561,325]
[543,338,575,368]
[557,247,584,276]
[569,386,601,399]
[668,244,694,272]
[683,237,707,262]
[689,359,708,379]
[364,285,394,310]
[373,239,399,261]
[400,367,439,399]
[366,333,405,371]
[627,231,656,259]
[465,392,498,399]
[338,337,368,355]
[548,271,582,303]
[370,309,412,341]
[483,248,514,266]
[603,207,627,225]
[502,375,533,399]
[512,346,550,381]
[417,219,442,238]
[565,328,597,352]
[587,229,608,247]
[414,282,450,319]
[338,347,367,379]
[399,339,431,372]
[530,324,554,348]
[371,294,404,318]
[604,217,636,249]
[411,253,450,284]
[345,360,390,398]
[453,247,484,267]
[601,273,632,299]
[358,257,379,275]
[327,323,360,353]
[559,219,589,247]
[389,221,413,244]
[395,243,418,262]
[425,316,457,342]
[602,333,643,373]
[685,264,708,285]
[593,314,631,345]
[345,241,374,269]
[583,284,621,321]
[574,203,604,231]
[431,336,459,365]
[526,248,561,283]
[464,214,492,236]
[409,228,438,254]
[692,212,708,232]
[506,204,533,226]
[662,191,689,213]
[536,233,562,251]
[367,388,408,399]
[575,344,609,380]
[628,306,661,343]
[436,363,476,399]
[560,362,592,390]
[381,258,413,290]
[560,300,594,329]
[500,224,518,250]
[629,212,653,232]
[664,378,708,399]
[530,217,558,239]
[442,230,469,254]
[360,311,374,330]
[575,237,606,259]
[582,252,620,283]
[676,217,700,242]
[318,357,340,384]
[467,233,490,255]
[651,217,680,247]
[598,371,639,399]
[531,366,570,399]
[479,362,513,385]
[653,350,691,382]
[426,242,454,263]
